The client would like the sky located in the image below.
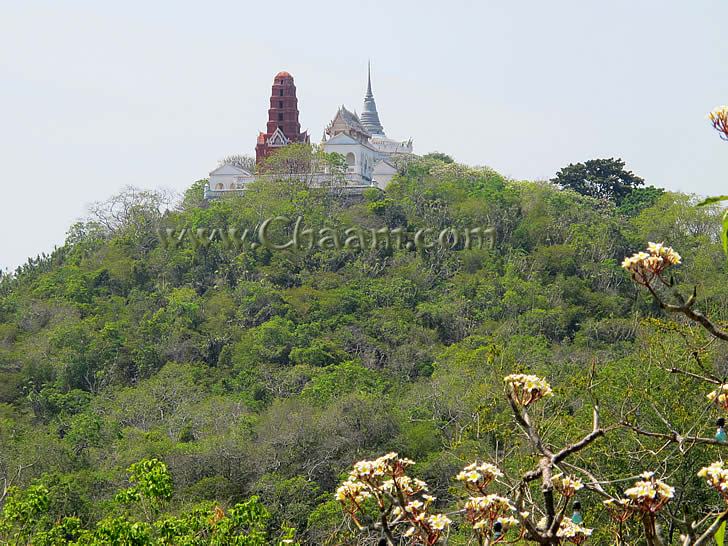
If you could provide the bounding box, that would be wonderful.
[1,0,728,271]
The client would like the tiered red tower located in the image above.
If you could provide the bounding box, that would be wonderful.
[255,71,309,164]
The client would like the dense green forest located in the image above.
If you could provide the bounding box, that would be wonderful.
[1,151,728,545]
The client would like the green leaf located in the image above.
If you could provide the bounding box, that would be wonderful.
[696,195,728,258]
[715,519,726,546]
[697,195,728,207]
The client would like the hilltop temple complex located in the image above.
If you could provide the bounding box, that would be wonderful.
[205,65,413,199]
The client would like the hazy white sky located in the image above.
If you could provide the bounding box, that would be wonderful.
[2,0,728,271]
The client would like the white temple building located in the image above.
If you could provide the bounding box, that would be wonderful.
[321,106,397,188]
[207,163,252,191]
[205,65,413,199]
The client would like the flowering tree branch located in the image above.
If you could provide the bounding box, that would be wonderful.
[338,256,728,546]
[709,106,728,141]
[619,242,728,545]
[503,375,597,544]
[643,283,728,342]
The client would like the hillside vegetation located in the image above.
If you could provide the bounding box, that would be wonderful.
[1,154,727,544]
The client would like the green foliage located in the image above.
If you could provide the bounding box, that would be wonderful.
[617,185,664,216]
[551,157,644,204]
[181,179,209,211]
[300,360,387,403]
[1,484,51,543]
[715,519,726,546]
[0,463,292,545]
[698,195,728,259]
[1,154,726,544]
[65,413,103,455]
[697,195,728,206]
[116,459,174,508]
[421,152,454,164]
[91,517,153,545]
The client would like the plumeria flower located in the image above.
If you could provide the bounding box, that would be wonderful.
[557,519,593,545]
[464,494,517,534]
[338,453,451,545]
[455,461,503,494]
[496,515,519,531]
[708,385,728,411]
[698,461,728,501]
[463,494,518,540]
[553,474,584,498]
[709,106,728,140]
[623,472,674,513]
[464,495,516,514]
[405,500,424,512]
[603,498,635,523]
[456,470,481,483]
[621,242,681,284]
[504,374,553,406]
[427,513,452,531]
[335,479,371,504]
[395,475,428,495]
[473,520,489,530]
[647,242,682,265]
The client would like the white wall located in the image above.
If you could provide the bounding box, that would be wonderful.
[323,141,377,182]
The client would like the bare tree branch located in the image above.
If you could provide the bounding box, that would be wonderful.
[645,283,728,342]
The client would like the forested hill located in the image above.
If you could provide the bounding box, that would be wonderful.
[0,154,726,544]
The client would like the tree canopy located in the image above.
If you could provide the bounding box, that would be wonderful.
[551,157,645,204]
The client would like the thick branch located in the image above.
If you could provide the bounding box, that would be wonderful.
[553,426,617,465]
[507,393,552,458]
[646,283,728,342]
[522,424,618,483]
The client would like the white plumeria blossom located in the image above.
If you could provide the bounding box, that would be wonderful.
[621,242,681,279]
[465,494,516,513]
[557,519,593,540]
[698,461,728,499]
[335,479,371,504]
[709,106,728,139]
[337,452,450,543]
[708,385,728,410]
[553,473,584,497]
[623,472,674,513]
[456,461,503,487]
[427,513,452,531]
[504,373,553,405]
[496,515,519,530]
